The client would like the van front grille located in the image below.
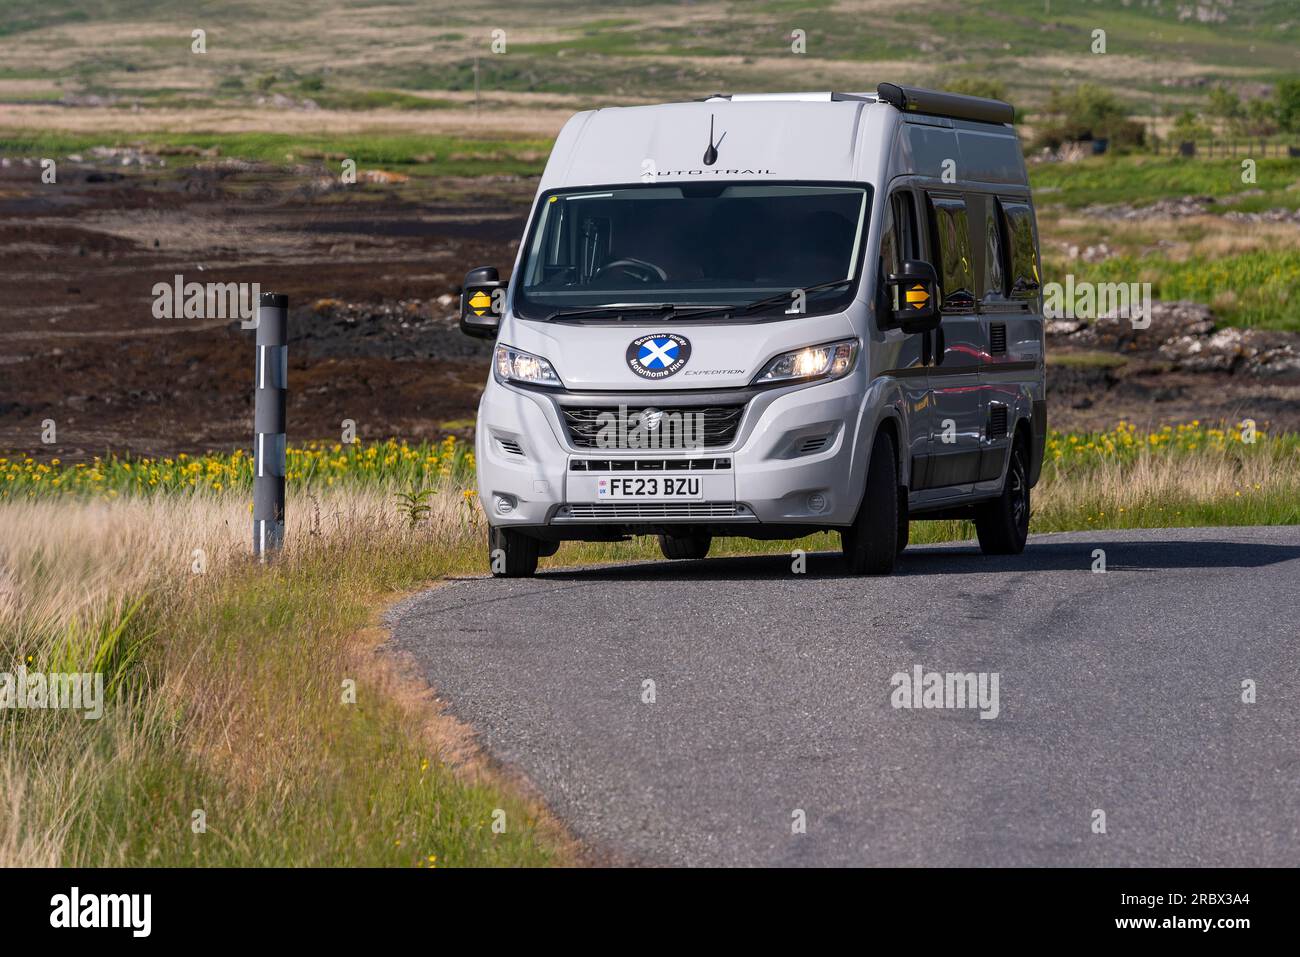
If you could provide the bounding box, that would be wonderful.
[557,502,748,520]
[560,404,745,449]
[570,458,730,471]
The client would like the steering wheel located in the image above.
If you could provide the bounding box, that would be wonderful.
[593,257,668,284]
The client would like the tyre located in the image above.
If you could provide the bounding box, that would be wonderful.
[974,435,1030,555]
[896,484,910,555]
[841,429,898,575]
[537,539,560,558]
[488,525,540,577]
[658,532,711,560]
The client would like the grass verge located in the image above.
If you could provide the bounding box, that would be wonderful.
[3,422,1297,865]
[0,489,573,866]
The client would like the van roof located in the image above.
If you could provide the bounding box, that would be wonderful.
[537,85,1022,193]
[707,85,1014,127]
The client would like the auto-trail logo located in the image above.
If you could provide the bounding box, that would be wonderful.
[703,114,725,166]
[627,333,691,379]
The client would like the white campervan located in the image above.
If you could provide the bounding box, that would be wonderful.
[459,84,1046,577]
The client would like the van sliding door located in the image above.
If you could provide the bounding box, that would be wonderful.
[979,196,1045,482]
[920,193,984,490]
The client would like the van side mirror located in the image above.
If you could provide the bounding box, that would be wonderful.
[887,260,941,334]
[460,266,508,339]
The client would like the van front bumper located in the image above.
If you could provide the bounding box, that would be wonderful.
[475,372,869,533]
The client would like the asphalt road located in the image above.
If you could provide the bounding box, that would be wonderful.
[388,526,1300,866]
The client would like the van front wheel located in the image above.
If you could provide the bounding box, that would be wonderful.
[975,437,1030,555]
[841,430,898,575]
[896,485,910,555]
[488,526,540,578]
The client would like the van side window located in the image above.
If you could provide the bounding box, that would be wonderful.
[876,197,899,319]
[1000,201,1041,299]
[878,191,919,277]
[984,201,1008,301]
[878,191,920,319]
[926,195,974,311]
[894,191,919,261]
[879,196,899,279]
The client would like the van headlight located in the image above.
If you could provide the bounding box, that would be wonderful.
[493,343,563,388]
[753,338,858,385]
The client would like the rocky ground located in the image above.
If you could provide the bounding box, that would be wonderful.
[1045,300,1300,433]
[0,158,518,461]
[1080,193,1300,224]
[2,158,1299,463]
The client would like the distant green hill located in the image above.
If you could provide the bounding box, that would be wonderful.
[0,0,1294,117]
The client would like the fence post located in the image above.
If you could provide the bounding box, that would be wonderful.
[253,292,288,559]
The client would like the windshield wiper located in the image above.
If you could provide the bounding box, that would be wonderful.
[544,303,733,322]
[678,278,856,322]
[541,280,852,323]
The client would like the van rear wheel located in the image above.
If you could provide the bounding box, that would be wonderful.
[658,532,711,560]
[841,430,898,575]
[488,526,539,577]
[975,437,1030,555]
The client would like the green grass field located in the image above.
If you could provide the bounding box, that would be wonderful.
[1033,155,1300,330]
[1030,156,1300,210]
[1062,249,1299,330]
[0,129,551,178]
[1,0,1296,111]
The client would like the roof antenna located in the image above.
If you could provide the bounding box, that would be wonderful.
[703,115,723,166]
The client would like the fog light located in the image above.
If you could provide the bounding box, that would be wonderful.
[808,493,826,513]
[494,494,515,515]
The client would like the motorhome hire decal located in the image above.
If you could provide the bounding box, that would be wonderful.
[626,333,691,379]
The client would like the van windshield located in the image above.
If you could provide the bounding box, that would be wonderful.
[514,182,871,321]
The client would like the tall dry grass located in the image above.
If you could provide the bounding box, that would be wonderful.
[0,488,570,867]
[1031,431,1300,530]
[1,427,1295,865]
[1,488,476,640]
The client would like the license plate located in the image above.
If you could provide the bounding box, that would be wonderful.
[597,476,703,500]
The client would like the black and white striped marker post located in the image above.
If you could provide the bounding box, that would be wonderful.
[253,292,288,559]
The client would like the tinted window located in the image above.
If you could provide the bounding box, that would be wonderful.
[984,205,1007,301]
[879,197,899,278]
[895,191,919,261]
[927,195,974,311]
[515,182,871,320]
[879,191,923,320]
[1000,201,1040,299]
